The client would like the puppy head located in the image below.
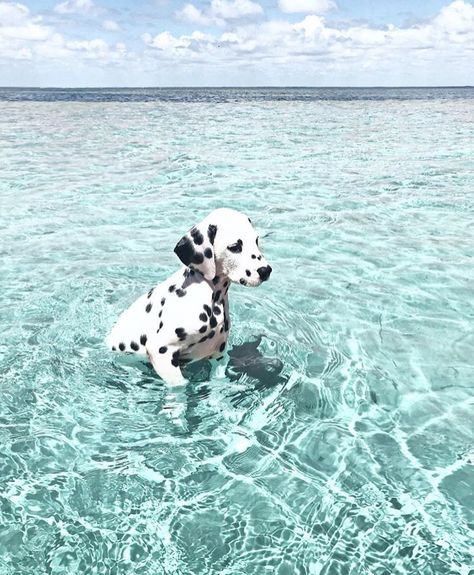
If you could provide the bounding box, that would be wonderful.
[174,208,272,286]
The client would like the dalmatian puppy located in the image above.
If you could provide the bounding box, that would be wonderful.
[106,208,272,385]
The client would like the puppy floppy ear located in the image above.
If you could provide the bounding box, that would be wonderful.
[174,220,218,281]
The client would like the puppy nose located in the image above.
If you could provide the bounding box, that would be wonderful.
[257,266,272,281]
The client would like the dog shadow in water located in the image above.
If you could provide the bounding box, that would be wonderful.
[184,334,287,389]
[226,335,286,388]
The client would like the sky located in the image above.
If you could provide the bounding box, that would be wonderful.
[0,0,473,86]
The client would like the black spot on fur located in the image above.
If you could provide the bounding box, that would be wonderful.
[176,288,186,297]
[159,346,167,354]
[158,310,163,318]
[213,306,221,316]
[251,254,256,259]
[161,297,166,306]
[199,325,207,333]
[208,224,217,245]
[191,227,204,245]
[204,247,213,259]
[240,278,247,285]
[147,288,154,298]
[130,341,139,351]
[212,275,220,285]
[224,281,228,288]
[224,318,229,331]
[174,236,194,266]
[219,342,226,352]
[246,270,251,277]
[199,336,207,343]
[168,284,176,293]
[213,290,221,302]
[258,256,262,261]
[227,242,242,253]
[175,328,187,340]
[119,342,125,351]
[210,316,217,328]
[171,351,180,367]
[248,217,252,223]
[203,304,212,317]
[193,252,204,264]
[145,302,152,313]
[208,330,215,339]
[112,346,116,351]
[140,334,147,346]
[199,312,207,322]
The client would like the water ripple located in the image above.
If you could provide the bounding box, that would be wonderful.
[1,92,473,574]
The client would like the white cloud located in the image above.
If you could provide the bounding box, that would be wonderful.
[54,0,95,15]
[145,0,474,79]
[178,3,213,26]
[0,1,126,64]
[177,0,263,27]
[433,0,474,32]
[1,0,473,85]
[212,0,263,19]
[102,19,120,31]
[142,29,213,58]
[0,1,51,57]
[278,0,336,14]
[0,1,30,24]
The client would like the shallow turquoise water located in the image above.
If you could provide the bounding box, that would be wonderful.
[1,91,473,574]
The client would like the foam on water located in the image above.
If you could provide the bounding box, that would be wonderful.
[0,89,473,574]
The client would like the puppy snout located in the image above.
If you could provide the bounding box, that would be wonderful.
[257,265,272,281]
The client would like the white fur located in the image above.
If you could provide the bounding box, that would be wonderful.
[106,208,271,385]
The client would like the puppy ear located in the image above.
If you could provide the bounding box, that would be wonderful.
[174,220,217,281]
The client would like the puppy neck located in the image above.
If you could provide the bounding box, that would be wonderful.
[181,267,230,296]
[210,273,230,294]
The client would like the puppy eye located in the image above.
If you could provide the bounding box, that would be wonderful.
[227,243,242,253]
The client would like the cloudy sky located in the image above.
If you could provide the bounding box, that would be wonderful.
[1,0,473,86]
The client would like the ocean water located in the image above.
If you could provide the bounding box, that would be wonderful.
[0,88,473,575]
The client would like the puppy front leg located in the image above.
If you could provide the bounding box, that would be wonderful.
[147,344,187,386]
[210,352,229,380]
[147,344,188,425]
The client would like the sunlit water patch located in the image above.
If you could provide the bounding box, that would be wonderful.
[0,89,473,575]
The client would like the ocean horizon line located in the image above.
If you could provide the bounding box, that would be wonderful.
[3,85,472,102]
[1,85,473,90]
